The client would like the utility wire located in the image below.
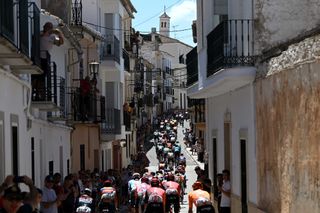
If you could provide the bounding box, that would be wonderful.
[83,21,191,33]
[134,0,184,27]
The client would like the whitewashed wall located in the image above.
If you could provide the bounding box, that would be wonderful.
[29,121,71,187]
[0,68,30,182]
[206,83,257,204]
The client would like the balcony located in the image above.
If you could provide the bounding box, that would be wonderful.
[71,0,82,26]
[100,35,120,64]
[165,86,174,95]
[123,48,130,71]
[0,0,42,74]
[123,111,131,131]
[101,108,121,134]
[31,61,62,110]
[186,46,198,87]
[207,19,255,77]
[68,88,106,123]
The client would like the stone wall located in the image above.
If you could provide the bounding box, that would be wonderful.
[255,34,320,213]
[254,0,320,54]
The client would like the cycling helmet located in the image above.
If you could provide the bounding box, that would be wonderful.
[151,177,160,187]
[141,177,149,183]
[84,188,92,195]
[132,173,140,179]
[167,174,175,181]
[103,180,112,187]
[192,181,203,190]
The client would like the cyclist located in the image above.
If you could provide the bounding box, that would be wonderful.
[173,142,181,166]
[179,153,186,167]
[145,178,166,213]
[128,173,141,213]
[137,177,151,213]
[162,174,181,213]
[174,170,186,204]
[76,188,94,213]
[99,180,118,212]
[188,181,214,213]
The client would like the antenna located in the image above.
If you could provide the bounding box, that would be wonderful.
[172,25,179,38]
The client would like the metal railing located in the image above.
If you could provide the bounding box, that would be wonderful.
[0,1,41,66]
[101,108,121,134]
[68,87,106,122]
[123,111,131,131]
[123,48,130,71]
[71,0,82,25]
[207,19,255,77]
[31,60,58,104]
[187,46,198,86]
[100,35,120,63]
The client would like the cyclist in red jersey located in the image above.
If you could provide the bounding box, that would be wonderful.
[162,174,181,213]
[145,178,166,213]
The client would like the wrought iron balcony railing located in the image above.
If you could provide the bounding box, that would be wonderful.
[0,1,41,66]
[186,46,198,87]
[123,48,130,71]
[71,0,82,26]
[100,35,120,63]
[123,111,131,131]
[207,19,255,77]
[32,61,58,104]
[69,87,106,123]
[101,108,121,134]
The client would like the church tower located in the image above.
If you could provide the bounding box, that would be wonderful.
[159,7,170,37]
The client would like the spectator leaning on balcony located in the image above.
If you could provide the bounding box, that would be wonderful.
[40,22,64,73]
[33,22,64,100]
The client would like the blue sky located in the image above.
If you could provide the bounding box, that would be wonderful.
[131,0,196,46]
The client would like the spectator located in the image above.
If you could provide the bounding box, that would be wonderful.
[79,76,91,120]
[0,185,24,213]
[216,173,223,212]
[218,170,231,213]
[61,175,76,213]
[41,175,59,213]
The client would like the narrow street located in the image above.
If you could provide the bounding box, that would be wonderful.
[146,120,203,213]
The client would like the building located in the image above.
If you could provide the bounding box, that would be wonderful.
[0,0,74,186]
[140,12,192,118]
[97,0,137,171]
[189,0,320,213]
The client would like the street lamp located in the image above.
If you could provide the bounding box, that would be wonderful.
[89,61,99,80]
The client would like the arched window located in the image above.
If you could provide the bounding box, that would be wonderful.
[164,22,167,28]
[161,22,163,28]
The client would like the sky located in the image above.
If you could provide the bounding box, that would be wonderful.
[131,0,196,47]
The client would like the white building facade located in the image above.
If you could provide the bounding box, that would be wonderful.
[188,0,258,212]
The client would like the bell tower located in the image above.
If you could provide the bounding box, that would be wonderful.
[159,6,170,37]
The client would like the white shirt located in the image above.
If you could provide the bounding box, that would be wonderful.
[40,34,56,58]
[41,186,58,213]
[220,180,231,207]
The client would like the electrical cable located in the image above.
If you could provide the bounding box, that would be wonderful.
[82,21,191,33]
[133,0,184,27]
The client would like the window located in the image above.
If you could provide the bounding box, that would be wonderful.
[12,126,18,176]
[49,161,54,175]
[80,144,85,170]
[67,159,70,175]
[212,137,218,199]
[161,22,163,28]
[101,151,104,171]
[31,137,35,182]
[240,139,248,213]
[224,123,231,171]
[94,149,99,170]
[0,113,4,182]
[164,22,167,28]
